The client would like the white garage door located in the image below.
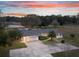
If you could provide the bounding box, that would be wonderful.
[22,36,38,43]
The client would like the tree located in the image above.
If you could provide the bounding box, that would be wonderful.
[7,29,22,46]
[71,16,77,25]
[40,16,52,26]
[0,28,22,46]
[48,31,56,40]
[0,30,8,46]
[22,14,41,27]
[57,15,64,26]
[76,13,79,24]
[51,19,59,27]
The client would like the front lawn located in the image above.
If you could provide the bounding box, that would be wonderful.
[0,46,9,57]
[10,40,26,49]
[55,26,79,47]
[51,49,79,57]
[63,33,79,47]
[0,40,26,57]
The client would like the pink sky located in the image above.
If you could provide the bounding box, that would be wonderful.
[0,1,79,16]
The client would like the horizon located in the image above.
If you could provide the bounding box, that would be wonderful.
[0,1,79,17]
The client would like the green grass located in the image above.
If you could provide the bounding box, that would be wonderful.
[55,26,79,47]
[51,49,79,57]
[64,33,79,47]
[39,36,49,44]
[0,46,9,57]
[51,26,79,57]
[0,40,26,57]
[10,40,26,49]
[39,36,57,44]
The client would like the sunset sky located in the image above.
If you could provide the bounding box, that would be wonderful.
[0,1,79,16]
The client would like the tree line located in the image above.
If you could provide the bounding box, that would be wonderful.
[0,13,79,28]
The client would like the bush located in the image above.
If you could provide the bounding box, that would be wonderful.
[61,40,65,43]
[70,34,75,38]
[39,36,48,40]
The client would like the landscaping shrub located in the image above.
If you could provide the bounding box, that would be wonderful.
[39,36,48,40]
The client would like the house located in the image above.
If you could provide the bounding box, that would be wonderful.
[20,28,63,43]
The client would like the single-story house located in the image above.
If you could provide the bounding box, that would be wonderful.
[20,28,63,43]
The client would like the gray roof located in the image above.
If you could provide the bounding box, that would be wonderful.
[19,28,57,36]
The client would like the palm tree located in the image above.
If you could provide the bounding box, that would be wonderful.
[48,31,56,40]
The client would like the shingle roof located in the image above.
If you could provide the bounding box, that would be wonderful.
[19,28,57,36]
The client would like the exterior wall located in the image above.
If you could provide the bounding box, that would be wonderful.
[41,33,48,36]
[56,33,63,39]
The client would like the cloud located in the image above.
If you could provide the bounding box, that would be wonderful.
[4,13,26,17]
[0,1,79,8]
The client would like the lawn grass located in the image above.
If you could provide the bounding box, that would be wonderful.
[0,46,9,57]
[51,49,79,57]
[0,40,26,57]
[64,33,79,47]
[55,26,79,47]
[39,36,57,44]
[10,40,26,49]
[51,26,79,57]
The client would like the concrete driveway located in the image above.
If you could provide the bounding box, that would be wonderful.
[10,37,52,57]
[48,43,79,53]
[10,41,52,57]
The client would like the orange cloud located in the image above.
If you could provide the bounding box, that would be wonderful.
[1,1,79,8]
[16,2,79,8]
[34,3,79,8]
[4,13,26,17]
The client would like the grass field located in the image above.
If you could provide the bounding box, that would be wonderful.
[51,49,79,57]
[55,26,79,47]
[0,40,26,57]
[55,25,79,33]
[63,33,79,47]
[51,26,79,57]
